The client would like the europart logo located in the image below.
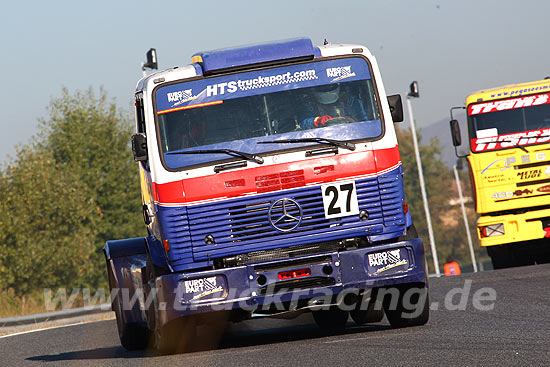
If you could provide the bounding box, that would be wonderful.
[326,66,356,82]
[167,89,197,107]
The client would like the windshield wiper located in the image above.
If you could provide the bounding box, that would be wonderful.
[497,139,529,153]
[257,138,356,151]
[498,134,550,153]
[167,149,264,164]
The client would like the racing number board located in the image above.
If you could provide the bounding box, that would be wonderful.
[321,181,360,219]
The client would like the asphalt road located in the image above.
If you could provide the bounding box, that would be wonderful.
[2,264,550,366]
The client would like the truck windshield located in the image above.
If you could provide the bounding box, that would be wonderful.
[155,57,382,169]
[468,92,550,152]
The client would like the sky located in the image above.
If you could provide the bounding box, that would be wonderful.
[2,0,550,162]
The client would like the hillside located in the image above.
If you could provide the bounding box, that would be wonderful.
[402,111,469,168]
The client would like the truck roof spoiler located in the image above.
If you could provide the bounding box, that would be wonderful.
[191,37,320,75]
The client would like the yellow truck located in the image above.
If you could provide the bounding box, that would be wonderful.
[450,78,550,269]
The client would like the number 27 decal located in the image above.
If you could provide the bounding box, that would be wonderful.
[321,181,360,219]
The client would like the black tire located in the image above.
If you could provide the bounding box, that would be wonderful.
[119,322,151,351]
[107,265,150,351]
[488,245,517,269]
[398,224,418,241]
[350,308,384,325]
[487,245,507,269]
[350,289,384,325]
[382,284,429,329]
[155,317,196,354]
[312,306,349,332]
[534,243,550,264]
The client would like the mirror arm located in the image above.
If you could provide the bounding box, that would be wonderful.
[454,145,469,159]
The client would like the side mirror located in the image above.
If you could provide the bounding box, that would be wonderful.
[131,133,148,161]
[143,48,158,70]
[387,94,404,123]
[408,81,419,98]
[450,120,462,146]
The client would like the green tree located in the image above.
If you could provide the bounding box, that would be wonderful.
[0,87,144,295]
[36,87,145,286]
[0,148,97,295]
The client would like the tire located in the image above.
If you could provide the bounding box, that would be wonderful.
[487,245,508,269]
[154,317,196,354]
[487,245,529,269]
[382,284,429,329]
[312,306,349,332]
[534,240,550,264]
[350,289,384,325]
[107,264,150,351]
[119,322,151,351]
[398,224,418,241]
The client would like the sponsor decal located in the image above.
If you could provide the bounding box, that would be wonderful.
[491,189,533,200]
[517,169,541,180]
[482,154,550,174]
[368,249,409,275]
[199,70,318,97]
[484,174,506,184]
[167,89,197,107]
[326,66,356,82]
[184,277,224,301]
[514,189,533,197]
[481,158,512,174]
[489,84,550,99]
[469,93,550,115]
[472,128,550,153]
[537,184,550,193]
[202,70,318,98]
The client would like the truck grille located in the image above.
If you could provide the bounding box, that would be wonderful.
[158,166,406,271]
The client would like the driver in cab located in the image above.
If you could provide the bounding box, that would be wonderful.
[299,83,368,129]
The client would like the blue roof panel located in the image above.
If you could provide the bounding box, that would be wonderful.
[193,37,315,74]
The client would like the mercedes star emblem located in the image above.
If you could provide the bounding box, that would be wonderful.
[268,198,303,232]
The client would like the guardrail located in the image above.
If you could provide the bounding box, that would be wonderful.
[0,303,111,328]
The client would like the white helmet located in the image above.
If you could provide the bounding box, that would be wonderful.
[314,84,340,104]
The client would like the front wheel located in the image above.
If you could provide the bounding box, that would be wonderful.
[154,317,197,354]
[350,288,384,325]
[312,307,349,332]
[382,284,429,329]
[108,264,150,350]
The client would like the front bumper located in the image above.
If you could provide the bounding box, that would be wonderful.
[478,207,550,247]
[153,238,426,329]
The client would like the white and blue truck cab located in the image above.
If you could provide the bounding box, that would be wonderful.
[104,38,429,352]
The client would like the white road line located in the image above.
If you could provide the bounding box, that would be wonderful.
[0,318,112,339]
[323,332,409,344]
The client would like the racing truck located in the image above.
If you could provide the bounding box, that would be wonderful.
[104,38,429,352]
[450,78,550,269]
